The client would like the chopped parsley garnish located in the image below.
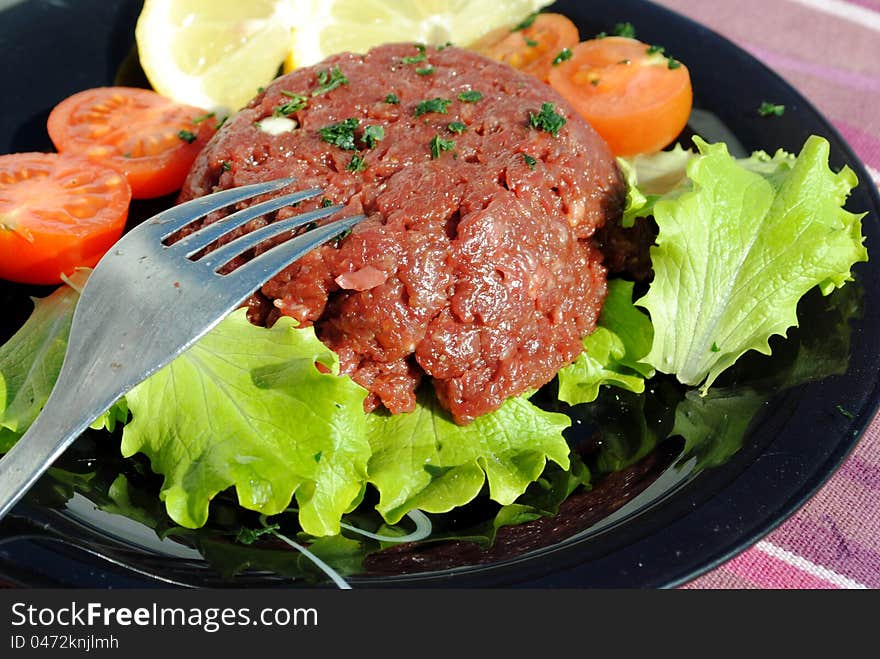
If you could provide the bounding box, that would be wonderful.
[523,153,537,170]
[836,404,855,420]
[552,48,573,65]
[528,102,566,137]
[331,228,352,246]
[667,58,682,70]
[512,12,538,31]
[177,129,197,143]
[321,197,333,208]
[758,101,786,117]
[318,117,360,150]
[414,97,452,116]
[415,65,435,75]
[192,112,215,124]
[362,124,385,149]
[221,161,232,172]
[402,44,427,64]
[430,134,455,159]
[457,90,483,103]
[646,44,665,55]
[312,65,349,96]
[437,41,453,50]
[597,21,637,38]
[347,154,367,172]
[710,342,720,352]
[525,38,539,47]
[236,524,280,545]
[385,93,400,104]
[447,121,467,134]
[273,91,308,116]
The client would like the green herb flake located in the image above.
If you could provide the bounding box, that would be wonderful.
[836,404,855,420]
[457,90,483,103]
[710,342,720,353]
[346,154,367,172]
[318,118,360,151]
[273,91,309,117]
[523,153,537,170]
[552,48,573,66]
[312,65,349,96]
[414,97,452,117]
[415,65,435,75]
[525,38,539,47]
[192,112,215,124]
[758,101,786,117]
[646,44,665,55]
[447,121,467,134]
[221,161,232,172]
[177,129,197,144]
[614,21,637,38]
[385,93,400,104]
[597,22,637,39]
[362,124,385,149]
[320,197,333,208]
[430,134,456,159]
[331,227,352,246]
[528,102,566,137]
[402,43,427,64]
[236,524,280,545]
[512,11,539,31]
[667,58,682,70]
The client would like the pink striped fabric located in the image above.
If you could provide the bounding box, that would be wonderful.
[649,0,880,589]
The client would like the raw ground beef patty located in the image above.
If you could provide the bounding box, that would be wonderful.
[180,43,625,424]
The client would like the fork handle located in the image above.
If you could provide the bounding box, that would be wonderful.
[0,389,108,520]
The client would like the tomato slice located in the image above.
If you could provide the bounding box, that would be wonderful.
[47,87,215,199]
[0,152,131,285]
[470,13,580,82]
[547,37,693,156]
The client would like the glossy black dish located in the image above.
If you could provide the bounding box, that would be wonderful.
[0,0,878,588]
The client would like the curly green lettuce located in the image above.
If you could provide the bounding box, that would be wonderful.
[636,135,867,390]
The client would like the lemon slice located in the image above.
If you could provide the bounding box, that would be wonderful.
[136,0,297,114]
[285,0,554,71]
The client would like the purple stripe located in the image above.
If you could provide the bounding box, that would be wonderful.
[838,454,880,491]
[742,42,880,95]
[831,120,880,169]
[768,515,880,588]
[846,0,880,12]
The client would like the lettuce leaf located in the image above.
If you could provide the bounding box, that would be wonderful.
[120,309,372,537]
[637,135,867,390]
[557,279,654,406]
[366,391,571,524]
[0,270,89,451]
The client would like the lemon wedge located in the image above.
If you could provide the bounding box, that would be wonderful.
[135,0,297,114]
[285,0,554,71]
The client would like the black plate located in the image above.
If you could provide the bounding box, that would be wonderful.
[0,0,878,588]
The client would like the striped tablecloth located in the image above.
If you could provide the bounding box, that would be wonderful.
[648,0,880,589]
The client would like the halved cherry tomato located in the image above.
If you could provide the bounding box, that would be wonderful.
[0,152,131,284]
[547,37,693,156]
[470,13,580,82]
[47,87,215,199]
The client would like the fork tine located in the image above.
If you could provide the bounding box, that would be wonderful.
[169,187,323,257]
[220,214,367,292]
[195,204,347,271]
[143,178,296,240]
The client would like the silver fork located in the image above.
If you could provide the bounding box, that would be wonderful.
[0,178,365,521]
